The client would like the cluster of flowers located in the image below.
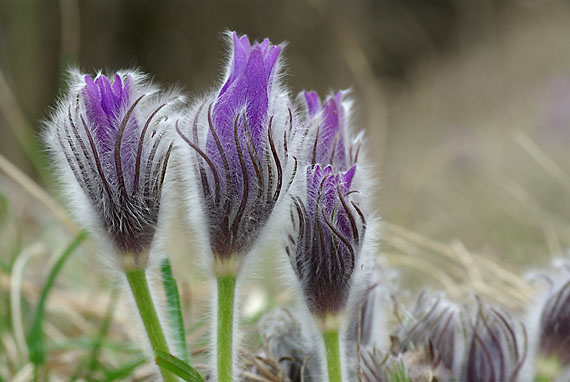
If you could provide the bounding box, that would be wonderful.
[44,31,570,382]
[45,31,371,382]
[250,259,570,382]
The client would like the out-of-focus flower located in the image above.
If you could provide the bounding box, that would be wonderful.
[44,70,183,268]
[460,301,528,382]
[538,278,570,364]
[298,90,362,171]
[246,308,319,382]
[287,163,366,318]
[392,292,460,372]
[360,348,409,382]
[530,259,570,379]
[347,264,390,348]
[177,32,295,273]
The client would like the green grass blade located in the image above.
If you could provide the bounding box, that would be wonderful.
[86,288,119,376]
[160,257,191,364]
[26,231,88,365]
[103,358,146,381]
[155,350,203,382]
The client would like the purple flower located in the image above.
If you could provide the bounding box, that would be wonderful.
[536,263,570,365]
[45,70,182,267]
[177,32,296,266]
[461,302,528,382]
[299,90,361,171]
[286,164,366,317]
[392,292,459,372]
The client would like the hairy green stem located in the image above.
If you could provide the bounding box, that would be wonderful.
[125,268,178,382]
[323,330,342,382]
[216,275,237,382]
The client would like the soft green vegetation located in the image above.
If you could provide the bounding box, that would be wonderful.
[27,231,87,368]
[155,350,204,382]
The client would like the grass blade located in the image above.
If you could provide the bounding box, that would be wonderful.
[85,288,119,377]
[160,257,191,364]
[26,231,88,366]
[155,350,203,382]
[103,358,146,381]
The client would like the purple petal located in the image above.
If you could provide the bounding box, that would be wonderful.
[112,74,123,99]
[342,165,356,187]
[304,91,321,117]
[82,73,139,190]
[219,32,251,98]
[258,38,270,54]
[303,90,350,171]
[244,46,269,149]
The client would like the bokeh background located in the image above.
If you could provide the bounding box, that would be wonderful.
[1,0,570,380]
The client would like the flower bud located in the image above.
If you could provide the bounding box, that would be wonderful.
[392,292,460,372]
[177,32,296,273]
[530,259,570,375]
[45,70,183,268]
[460,301,528,382]
[247,308,319,381]
[286,163,366,319]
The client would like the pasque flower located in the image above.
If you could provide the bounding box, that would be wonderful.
[285,89,370,382]
[176,32,295,382]
[460,301,528,382]
[538,279,570,364]
[45,69,183,268]
[248,308,319,382]
[531,260,570,375]
[288,89,367,319]
[177,32,295,271]
[287,164,365,318]
[392,292,460,372]
[44,69,183,382]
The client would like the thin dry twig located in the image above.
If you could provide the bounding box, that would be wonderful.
[0,153,78,232]
[10,243,45,365]
[513,130,570,193]
[383,222,534,296]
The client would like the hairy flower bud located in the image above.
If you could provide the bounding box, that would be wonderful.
[460,301,528,382]
[247,308,319,382]
[392,292,460,372]
[532,260,570,368]
[177,32,296,272]
[45,70,183,268]
[286,164,366,318]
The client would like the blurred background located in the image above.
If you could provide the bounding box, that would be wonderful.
[1,0,570,380]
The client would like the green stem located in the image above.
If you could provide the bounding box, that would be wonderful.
[216,275,237,382]
[125,269,178,382]
[323,330,342,382]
